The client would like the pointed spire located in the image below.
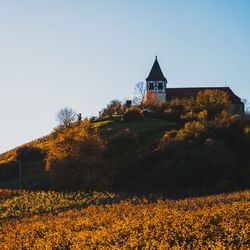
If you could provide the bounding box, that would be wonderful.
[146,57,167,81]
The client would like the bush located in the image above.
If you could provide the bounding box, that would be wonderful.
[177,121,206,140]
[122,108,143,122]
[15,146,45,162]
[0,160,18,181]
[152,100,185,122]
[181,89,231,119]
[105,129,138,156]
[196,89,231,112]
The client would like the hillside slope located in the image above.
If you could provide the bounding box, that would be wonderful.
[1,92,250,194]
[0,116,177,190]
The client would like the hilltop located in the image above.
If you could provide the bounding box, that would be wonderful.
[0,115,177,191]
[0,89,250,195]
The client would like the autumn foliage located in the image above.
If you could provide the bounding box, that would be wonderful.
[46,120,105,190]
[142,89,231,122]
[0,189,249,249]
[142,91,162,110]
[0,90,249,248]
[101,99,123,117]
[0,90,248,193]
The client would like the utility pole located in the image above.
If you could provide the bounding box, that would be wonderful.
[19,160,22,189]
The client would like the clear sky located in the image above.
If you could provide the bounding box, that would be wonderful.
[0,0,250,153]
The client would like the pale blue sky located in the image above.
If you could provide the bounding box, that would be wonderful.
[0,0,250,153]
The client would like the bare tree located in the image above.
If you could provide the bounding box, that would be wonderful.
[242,99,250,114]
[56,107,77,127]
[134,82,146,106]
[77,113,82,122]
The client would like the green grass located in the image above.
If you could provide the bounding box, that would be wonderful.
[93,117,178,189]
[97,116,177,144]
[0,115,178,190]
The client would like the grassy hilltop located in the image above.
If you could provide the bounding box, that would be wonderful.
[0,115,176,190]
[0,89,250,195]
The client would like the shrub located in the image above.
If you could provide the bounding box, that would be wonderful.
[156,130,180,154]
[0,160,18,181]
[177,121,206,140]
[184,89,231,119]
[161,130,178,144]
[102,99,123,117]
[153,100,185,122]
[15,146,45,162]
[180,111,197,123]
[196,89,231,112]
[105,128,138,156]
[122,108,143,122]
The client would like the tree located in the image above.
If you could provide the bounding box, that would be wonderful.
[77,113,82,123]
[102,99,122,117]
[196,89,231,111]
[15,145,45,162]
[242,99,250,113]
[106,128,139,155]
[56,107,76,128]
[142,91,161,110]
[134,82,146,106]
[194,90,231,119]
[46,121,105,190]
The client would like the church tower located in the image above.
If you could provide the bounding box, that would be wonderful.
[146,56,167,102]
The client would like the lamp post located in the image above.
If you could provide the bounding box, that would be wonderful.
[18,160,22,189]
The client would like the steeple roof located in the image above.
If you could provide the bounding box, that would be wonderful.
[146,57,167,81]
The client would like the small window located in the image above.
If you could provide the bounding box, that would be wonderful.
[149,83,154,90]
[158,82,163,90]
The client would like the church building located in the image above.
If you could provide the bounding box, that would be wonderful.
[146,57,244,114]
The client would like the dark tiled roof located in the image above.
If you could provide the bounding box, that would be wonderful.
[146,57,167,81]
[166,87,243,104]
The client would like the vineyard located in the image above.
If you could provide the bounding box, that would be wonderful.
[0,190,249,249]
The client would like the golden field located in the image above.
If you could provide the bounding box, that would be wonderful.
[0,190,249,249]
